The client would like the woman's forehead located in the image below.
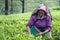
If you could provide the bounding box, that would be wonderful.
[38,10,44,13]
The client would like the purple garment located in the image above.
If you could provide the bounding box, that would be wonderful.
[26,4,52,31]
[26,15,52,31]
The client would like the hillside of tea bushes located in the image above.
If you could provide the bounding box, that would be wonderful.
[0,10,60,40]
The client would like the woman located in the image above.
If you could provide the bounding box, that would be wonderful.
[26,4,52,39]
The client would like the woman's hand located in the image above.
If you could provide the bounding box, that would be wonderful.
[43,29,49,34]
[36,29,49,36]
[27,26,31,35]
[36,32,44,36]
[38,29,49,36]
[39,32,44,36]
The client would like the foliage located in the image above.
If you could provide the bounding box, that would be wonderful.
[0,10,60,40]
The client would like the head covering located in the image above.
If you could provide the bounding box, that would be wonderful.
[33,4,50,16]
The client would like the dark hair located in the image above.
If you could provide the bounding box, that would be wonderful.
[37,10,47,15]
[31,10,47,17]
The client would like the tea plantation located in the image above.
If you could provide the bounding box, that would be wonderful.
[0,10,60,40]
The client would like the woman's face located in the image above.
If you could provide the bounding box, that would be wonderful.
[38,11,44,17]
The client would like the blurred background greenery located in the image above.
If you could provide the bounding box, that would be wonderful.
[0,0,60,15]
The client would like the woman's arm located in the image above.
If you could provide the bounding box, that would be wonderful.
[26,16,36,27]
[42,29,49,34]
[36,29,49,36]
[26,16,36,35]
[27,26,31,35]
[43,16,52,34]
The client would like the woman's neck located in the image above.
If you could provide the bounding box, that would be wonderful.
[38,15,44,19]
